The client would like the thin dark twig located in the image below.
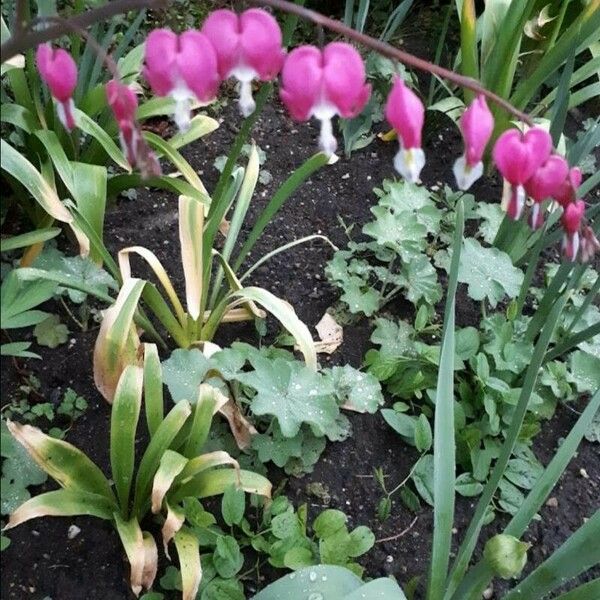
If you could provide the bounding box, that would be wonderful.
[247,0,534,126]
[1,0,170,61]
[376,516,419,543]
[32,16,120,78]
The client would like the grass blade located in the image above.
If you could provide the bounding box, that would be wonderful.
[553,579,600,600]
[179,195,205,321]
[459,0,478,103]
[113,512,145,596]
[182,385,226,459]
[427,199,464,599]
[110,365,143,516]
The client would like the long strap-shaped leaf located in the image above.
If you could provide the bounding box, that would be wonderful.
[171,467,271,505]
[1,139,72,223]
[118,246,187,326]
[444,294,569,599]
[228,287,317,370]
[553,579,600,600]
[175,451,240,490]
[179,195,205,321]
[133,402,192,518]
[208,145,260,310]
[94,278,145,403]
[454,388,600,599]
[6,421,115,502]
[174,528,202,600]
[503,510,600,600]
[113,513,145,596]
[151,450,189,514]
[143,343,164,436]
[110,365,143,515]
[6,489,115,529]
[427,200,464,599]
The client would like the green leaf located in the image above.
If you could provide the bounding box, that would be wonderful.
[455,473,484,497]
[414,414,432,452]
[221,484,245,526]
[381,409,417,442]
[162,349,211,403]
[328,365,384,413]
[458,238,523,307]
[363,206,427,262]
[483,534,529,580]
[283,547,314,570]
[0,228,61,253]
[271,510,302,540]
[347,526,375,557]
[313,509,347,538]
[476,202,505,245]
[412,454,434,506]
[569,350,600,392]
[371,318,416,358]
[239,358,338,438]
[33,314,68,348]
[213,535,244,579]
[400,255,442,305]
[340,279,381,316]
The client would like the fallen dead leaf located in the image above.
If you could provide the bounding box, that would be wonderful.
[314,312,343,355]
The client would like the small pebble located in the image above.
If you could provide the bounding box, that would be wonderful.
[545,497,558,508]
[483,585,494,599]
[68,525,81,540]
[386,555,394,563]
[580,468,589,479]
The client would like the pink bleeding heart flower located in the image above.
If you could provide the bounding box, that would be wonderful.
[36,44,78,131]
[143,29,220,132]
[561,199,585,261]
[280,42,371,156]
[201,8,284,117]
[524,154,569,229]
[453,95,494,190]
[580,225,600,263]
[493,127,552,220]
[385,77,425,183]
[105,79,161,178]
[554,167,582,207]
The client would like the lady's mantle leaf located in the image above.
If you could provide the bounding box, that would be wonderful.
[238,358,338,437]
[458,238,523,307]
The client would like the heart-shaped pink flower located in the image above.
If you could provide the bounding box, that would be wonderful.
[280,42,371,155]
[36,44,78,131]
[493,127,552,185]
[202,8,284,116]
[143,29,220,131]
[453,95,494,190]
[385,77,425,183]
[561,199,586,261]
[106,80,161,178]
[554,167,582,207]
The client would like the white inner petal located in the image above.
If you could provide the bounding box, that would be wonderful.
[170,81,193,132]
[238,80,256,117]
[453,155,483,191]
[318,117,337,156]
[394,146,425,184]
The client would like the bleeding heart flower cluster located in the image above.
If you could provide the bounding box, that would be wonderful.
[493,127,597,261]
[35,8,595,262]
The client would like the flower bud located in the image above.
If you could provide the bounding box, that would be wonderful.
[202,8,284,117]
[453,95,494,190]
[483,534,529,580]
[280,42,371,156]
[554,167,582,207]
[36,44,78,131]
[561,199,586,261]
[385,77,425,183]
